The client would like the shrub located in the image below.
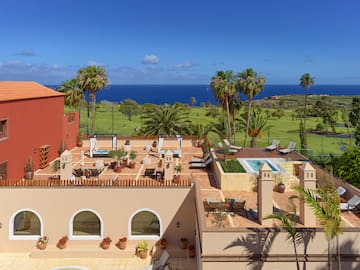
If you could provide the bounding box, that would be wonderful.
[220,159,246,173]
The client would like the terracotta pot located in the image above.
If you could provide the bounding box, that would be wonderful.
[57,242,67,249]
[188,246,196,258]
[138,250,148,259]
[129,162,135,169]
[100,241,111,250]
[180,238,188,249]
[116,166,122,173]
[116,238,127,250]
[277,183,285,193]
[37,242,47,250]
[25,171,33,180]
[77,141,83,147]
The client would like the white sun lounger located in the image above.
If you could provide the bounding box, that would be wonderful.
[217,142,238,154]
[190,157,213,168]
[190,152,211,163]
[340,195,360,211]
[265,140,280,151]
[279,141,296,154]
[336,186,346,197]
[223,138,242,151]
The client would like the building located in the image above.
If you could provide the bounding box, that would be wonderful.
[0,81,79,180]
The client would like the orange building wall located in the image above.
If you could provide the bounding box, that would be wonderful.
[63,112,79,151]
[0,96,78,180]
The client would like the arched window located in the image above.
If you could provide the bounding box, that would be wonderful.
[129,209,161,240]
[71,210,102,240]
[10,209,42,240]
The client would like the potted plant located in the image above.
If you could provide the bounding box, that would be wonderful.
[158,159,163,169]
[37,236,48,250]
[115,237,127,250]
[188,244,196,258]
[159,237,167,249]
[136,240,148,259]
[128,151,137,168]
[24,157,34,180]
[175,164,182,176]
[275,175,285,193]
[77,131,83,147]
[57,235,68,249]
[180,237,188,249]
[109,150,125,172]
[100,236,112,250]
[53,159,60,172]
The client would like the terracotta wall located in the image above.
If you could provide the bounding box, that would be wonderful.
[0,186,195,254]
[0,97,64,180]
[62,112,79,150]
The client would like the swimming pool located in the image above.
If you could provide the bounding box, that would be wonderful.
[238,158,285,174]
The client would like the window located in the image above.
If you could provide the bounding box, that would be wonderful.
[71,210,101,239]
[130,209,161,240]
[10,210,42,240]
[0,161,7,180]
[0,119,8,140]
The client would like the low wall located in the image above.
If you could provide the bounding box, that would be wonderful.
[0,186,195,256]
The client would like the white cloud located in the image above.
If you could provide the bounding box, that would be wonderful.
[174,61,193,69]
[142,54,160,64]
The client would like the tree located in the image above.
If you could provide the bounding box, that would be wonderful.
[140,104,191,135]
[294,185,342,270]
[210,70,237,140]
[59,78,83,110]
[189,96,197,107]
[119,99,141,121]
[349,97,360,127]
[77,65,108,135]
[264,197,300,270]
[313,96,338,133]
[237,68,265,147]
[299,73,314,155]
[239,109,268,148]
[333,146,360,187]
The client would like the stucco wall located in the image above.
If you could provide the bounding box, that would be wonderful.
[0,96,65,180]
[0,186,195,254]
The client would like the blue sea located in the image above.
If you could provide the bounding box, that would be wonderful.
[51,84,360,105]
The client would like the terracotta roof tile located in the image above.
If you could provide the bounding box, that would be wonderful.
[0,81,63,102]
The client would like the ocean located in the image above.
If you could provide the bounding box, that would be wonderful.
[51,84,360,105]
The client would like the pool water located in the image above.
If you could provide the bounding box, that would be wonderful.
[238,158,284,174]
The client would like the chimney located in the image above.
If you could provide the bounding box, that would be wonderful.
[258,162,273,226]
[299,162,317,226]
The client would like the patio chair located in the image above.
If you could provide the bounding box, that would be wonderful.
[189,157,213,169]
[144,168,155,178]
[204,198,220,216]
[278,141,296,154]
[223,138,242,151]
[265,140,280,151]
[340,195,360,211]
[231,199,247,217]
[189,152,211,163]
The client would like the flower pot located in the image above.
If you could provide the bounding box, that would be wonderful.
[129,162,135,169]
[138,250,148,259]
[116,237,127,250]
[100,238,112,250]
[116,166,122,173]
[180,238,188,249]
[188,245,196,258]
[77,141,83,147]
[25,171,33,180]
[159,238,167,249]
[277,183,285,193]
[37,242,47,250]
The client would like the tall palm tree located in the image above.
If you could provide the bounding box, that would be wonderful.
[294,185,342,270]
[264,197,300,270]
[210,70,237,140]
[237,68,265,147]
[299,73,314,155]
[59,78,83,110]
[140,104,191,135]
[77,65,108,135]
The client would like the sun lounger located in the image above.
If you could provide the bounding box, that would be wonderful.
[230,198,247,217]
[340,195,360,211]
[278,141,296,154]
[217,142,238,155]
[336,186,346,197]
[152,250,170,269]
[265,140,280,151]
[189,152,211,163]
[223,138,242,151]
[144,168,155,178]
[189,157,212,169]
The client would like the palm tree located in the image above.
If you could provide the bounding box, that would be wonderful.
[210,70,237,140]
[239,109,268,148]
[264,197,300,270]
[140,104,191,135]
[237,68,265,147]
[77,65,108,135]
[299,73,314,154]
[59,78,83,110]
[294,185,342,269]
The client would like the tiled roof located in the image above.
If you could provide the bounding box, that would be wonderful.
[0,81,63,102]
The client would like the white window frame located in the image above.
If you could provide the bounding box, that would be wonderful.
[9,208,43,240]
[128,208,162,241]
[69,208,103,241]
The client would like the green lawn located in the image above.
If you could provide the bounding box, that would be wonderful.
[66,102,355,157]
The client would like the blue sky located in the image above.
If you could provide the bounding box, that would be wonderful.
[1,0,360,84]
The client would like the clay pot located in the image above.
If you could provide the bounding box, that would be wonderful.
[116,237,127,250]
